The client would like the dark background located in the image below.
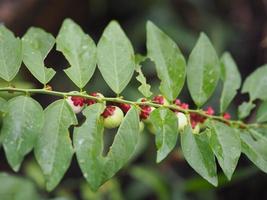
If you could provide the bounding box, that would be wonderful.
[0,0,267,199]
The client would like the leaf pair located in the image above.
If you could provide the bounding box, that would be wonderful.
[57,19,135,93]
[0,98,79,191]
[181,121,241,186]
[74,104,140,191]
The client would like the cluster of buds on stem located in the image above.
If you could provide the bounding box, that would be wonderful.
[67,92,231,133]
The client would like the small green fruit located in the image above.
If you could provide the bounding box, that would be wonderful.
[176,112,188,131]
[66,92,84,114]
[103,106,124,129]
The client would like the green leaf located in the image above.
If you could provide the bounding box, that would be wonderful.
[208,121,241,180]
[220,52,241,113]
[0,97,7,146]
[149,108,179,162]
[97,21,135,94]
[181,126,218,186]
[57,19,97,89]
[1,96,43,171]
[238,101,255,119]
[0,25,22,82]
[136,68,152,97]
[34,99,77,191]
[242,64,267,101]
[256,101,267,123]
[22,27,56,84]
[129,166,171,200]
[0,173,39,200]
[73,103,105,190]
[146,21,186,101]
[240,130,267,173]
[104,106,140,180]
[187,33,220,107]
[74,105,140,191]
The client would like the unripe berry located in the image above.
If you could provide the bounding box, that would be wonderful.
[102,106,124,129]
[176,112,188,131]
[153,95,169,106]
[66,93,84,114]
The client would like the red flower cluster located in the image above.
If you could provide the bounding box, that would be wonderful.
[190,106,215,128]
[84,92,100,106]
[173,99,189,109]
[101,105,116,118]
[70,96,84,106]
[139,98,154,120]
[117,103,131,114]
[152,95,165,105]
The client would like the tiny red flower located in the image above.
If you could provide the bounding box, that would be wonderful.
[205,106,215,115]
[223,112,231,120]
[180,103,189,109]
[173,99,181,106]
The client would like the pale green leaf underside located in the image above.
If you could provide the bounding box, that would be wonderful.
[241,130,267,173]
[0,26,22,82]
[208,121,241,180]
[146,21,186,101]
[22,27,56,84]
[187,33,220,107]
[181,126,218,186]
[256,101,267,123]
[242,64,267,101]
[150,108,179,163]
[34,99,77,191]
[74,104,140,191]
[1,96,43,171]
[57,19,97,89]
[97,21,135,94]
[238,101,255,119]
[220,52,241,113]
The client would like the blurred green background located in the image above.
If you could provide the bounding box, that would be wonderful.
[0,0,267,199]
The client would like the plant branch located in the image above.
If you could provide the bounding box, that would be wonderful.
[0,87,264,129]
